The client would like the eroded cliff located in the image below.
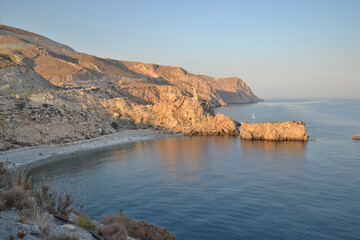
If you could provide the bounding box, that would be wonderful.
[0,24,260,149]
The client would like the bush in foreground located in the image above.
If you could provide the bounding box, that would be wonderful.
[100,212,176,240]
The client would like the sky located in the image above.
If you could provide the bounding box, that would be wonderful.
[1,0,359,99]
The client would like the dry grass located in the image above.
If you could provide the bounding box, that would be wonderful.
[101,222,127,240]
[100,212,176,240]
[0,167,76,220]
[0,186,34,210]
[0,163,16,189]
[33,185,56,213]
[75,214,94,230]
[35,212,51,233]
[17,231,26,238]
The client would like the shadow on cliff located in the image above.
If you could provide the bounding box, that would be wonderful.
[215,90,260,104]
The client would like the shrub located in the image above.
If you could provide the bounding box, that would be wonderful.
[17,231,26,239]
[111,122,118,130]
[35,212,51,233]
[101,222,127,240]
[17,171,32,190]
[33,185,56,213]
[0,186,34,210]
[75,214,94,230]
[23,92,32,99]
[56,191,75,219]
[0,163,16,189]
[100,212,176,240]
[15,102,26,110]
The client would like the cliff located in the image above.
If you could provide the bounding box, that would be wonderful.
[0,24,260,150]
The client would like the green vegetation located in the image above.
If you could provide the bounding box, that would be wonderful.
[23,91,32,99]
[15,102,26,110]
[111,121,118,130]
[75,214,94,230]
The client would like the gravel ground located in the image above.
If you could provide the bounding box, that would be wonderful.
[0,210,94,239]
[0,210,137,240]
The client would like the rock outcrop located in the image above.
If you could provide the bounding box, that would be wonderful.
[102,94,239,136]
[240,121,309,141]
[150,95,239,135]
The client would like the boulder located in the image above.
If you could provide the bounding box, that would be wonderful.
[240,121,309,141]
[62,224,76,232]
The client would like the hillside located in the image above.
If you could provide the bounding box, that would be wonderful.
[0,24,261,150]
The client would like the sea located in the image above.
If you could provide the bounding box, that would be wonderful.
[29,98,360,240]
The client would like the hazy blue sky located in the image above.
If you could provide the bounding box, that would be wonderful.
[1,0,359,98]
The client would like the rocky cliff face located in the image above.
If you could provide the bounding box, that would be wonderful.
[0,24,258,150]
[121,61,262,106]
[240,121,309,141]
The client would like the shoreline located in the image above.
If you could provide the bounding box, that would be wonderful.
[0,129,182,169]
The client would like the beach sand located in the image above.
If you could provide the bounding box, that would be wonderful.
[0,129,181,169]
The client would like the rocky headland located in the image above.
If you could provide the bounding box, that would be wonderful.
[239,121,309,141]
[0,24,261,151]
[352,135,360,140]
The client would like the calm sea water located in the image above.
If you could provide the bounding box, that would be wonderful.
[29,98,360,240]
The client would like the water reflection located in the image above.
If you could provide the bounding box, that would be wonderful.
[240,139,307,161]
[151,136,237,172]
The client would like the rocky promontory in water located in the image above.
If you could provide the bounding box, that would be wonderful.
[239,121,309,141]
[0,24,259,150]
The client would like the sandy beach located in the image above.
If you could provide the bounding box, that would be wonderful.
[0,129,181,169]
